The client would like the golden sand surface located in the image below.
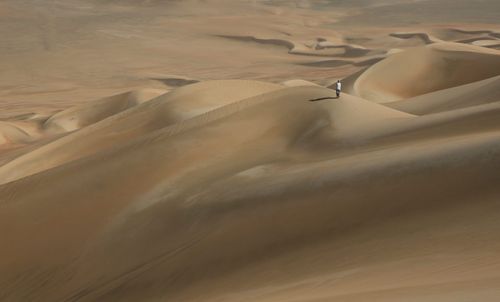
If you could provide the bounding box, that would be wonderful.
[1,1,500,301]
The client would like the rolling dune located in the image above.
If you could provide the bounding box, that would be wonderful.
[1,1,500,302]
[44,89,166,133]
[389,32,440,45]
[2,81,500,301]
[353,42,500,102]
[0,122,33,147]
[386,75,500,115]
[0,80,283,185]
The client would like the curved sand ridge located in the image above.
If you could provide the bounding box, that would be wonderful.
[2,1,500,301]
[44,89,167,133]
[389,32,442,45]
[388,29,500,48]
[471,40,500,49]
[0,122,32,147]
[216,34,375,58]
[386,75,500,115]
[281,79,320,87]
[353,42,500,103]
[0,80,283,185]
[300,56,384,68]
[0,85,415,302]
[2,81,500,301]
[150,75,200,87]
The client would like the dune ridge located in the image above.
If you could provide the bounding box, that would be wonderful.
[43,89,166,133]
[0,122,33,147]
[216,34,377,58]
[2,78,500,301]
[389,32,441,44]
[353,42,500,102]
[0,80,284,185]
[386,75,500,115]
[1,1,500,301]
[2,46,500,301]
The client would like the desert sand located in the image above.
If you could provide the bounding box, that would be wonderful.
[1,1,500,301]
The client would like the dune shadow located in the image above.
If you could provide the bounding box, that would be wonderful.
[151,78,199,87]
[308,96,338,102]
[300,57,384,68]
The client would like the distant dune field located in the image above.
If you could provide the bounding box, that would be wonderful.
[1,1,500,301]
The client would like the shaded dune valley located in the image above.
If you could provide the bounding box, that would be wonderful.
[2,41,500,301]
[1,1,500,302]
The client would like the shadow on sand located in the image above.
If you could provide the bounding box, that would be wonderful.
[308,96,338,102]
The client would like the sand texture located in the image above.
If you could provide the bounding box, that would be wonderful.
[1,1,500,301]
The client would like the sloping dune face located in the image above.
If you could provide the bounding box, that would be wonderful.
[353,43,500,102]
[386,75,500,115]
[0,122,32,147]
[1,1,500,302]
[0,80,283,185]
[2,69,500,301]
[43,89,167,133]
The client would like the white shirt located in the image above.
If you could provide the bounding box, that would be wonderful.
[336,82,342,90]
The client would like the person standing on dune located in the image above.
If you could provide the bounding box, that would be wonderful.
[335,80,342,98]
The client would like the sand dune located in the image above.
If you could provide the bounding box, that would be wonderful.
[451,28,497,35]
[386,75,500,115]
[43,89,166,133]
[456,36,497,44]
[307,38,378,58]
[0,80,283,185]
[2,82,500,301]
[151,76,199,87]
[301,56,384,68]
[1,1,500,302]
[389,32,441,45]
[281,79,320,87]
[216,35,296,51]
[216,34,378,58]
[472,40,500,47]
[353,42,500,102]
[0,122,33,147]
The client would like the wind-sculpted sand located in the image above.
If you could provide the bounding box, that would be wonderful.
[1,1,500,301]
[353,43,500,102]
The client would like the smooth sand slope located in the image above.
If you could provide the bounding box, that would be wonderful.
[386,75,500,115]
[2,42,500,301]
[1,1,500,302]
[43,89,167,133]
[0,80,283,184]
[353,42,500,103]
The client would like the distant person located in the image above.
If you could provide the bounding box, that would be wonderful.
[335,80,342,98]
